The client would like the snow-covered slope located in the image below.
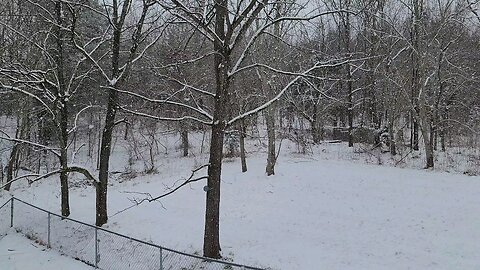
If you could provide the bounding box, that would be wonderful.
[0,231,94,270]
[2,154,480,270]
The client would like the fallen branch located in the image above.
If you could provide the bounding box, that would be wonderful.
[0,166,98,189]
[110,164,209,216]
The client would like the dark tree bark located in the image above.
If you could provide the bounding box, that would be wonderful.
[95,0,149,226]
[410,0,422,151]
[181,128,189,157]
[388,118,396,156]
[55,1,70,217]
[265,1,282,174]
[203,120,225,259]
[4,112,23,191]
[265,106,276,176]
[440,110,447,152]
[4,143,18,191]
[430,122,436,151]
[341,1,354,147]
[311,120,319,144]
[347,73,354,147]
[203,0,229,258]
[311,100,321,144]
[96,0,123,226]
[96,87,117,225]
[239,120,247,172]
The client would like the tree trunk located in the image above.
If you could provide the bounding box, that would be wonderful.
[203,0,228,257]
[266,106,276,176]
[4,113,23,191]
[311,103,320,144]
[344,10,354,147]
[265,1,282,173]
[412,104,420,151]
[347,74,354,147]
[96,87,117,226]
[440,112,446,152]
[411,0,421,151]
[55,1,70,217]
[388,117,396,156]
[59,149,70,217]
[59,99,70,217]
[88,112,94,158]
[430,122,436,151]
[418,89,434,169]
[0,159,3,185]
[239,120,247,173]
[203,121,224,259]
[95,0,129,226]
[311,120,319,144]
[181,127,189,157]
[421,123,434,168]
[4,143,18,191]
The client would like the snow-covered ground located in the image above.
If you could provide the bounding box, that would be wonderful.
[2,152,480,269]
[0,231,93,270]
[1,123,479,269]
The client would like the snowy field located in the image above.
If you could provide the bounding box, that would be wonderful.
[1,147,479,270]
[0,231,93,270]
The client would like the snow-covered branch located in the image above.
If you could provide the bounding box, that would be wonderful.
[0,131,61,157]
[120,106,213,126]
[230,9,353,74]
[109,86,213,120]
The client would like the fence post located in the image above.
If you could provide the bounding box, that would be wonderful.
[47,212,51,248]
[159,247,163,270]
[95,226,99,269]
[10,197,13,227]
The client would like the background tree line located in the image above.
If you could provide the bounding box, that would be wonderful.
[0,0,479,258]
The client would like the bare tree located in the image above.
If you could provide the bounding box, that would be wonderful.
[68,0,162,226]
[0,0,99,215]
[112,0,357,258]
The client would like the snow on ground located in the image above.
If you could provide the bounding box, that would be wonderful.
[310,141,480,176]
[0,231,93,270]
[2,151,480,270]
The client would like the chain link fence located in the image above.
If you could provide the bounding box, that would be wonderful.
[1,197,266,270]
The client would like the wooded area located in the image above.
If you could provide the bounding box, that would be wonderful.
[0,0,479,259]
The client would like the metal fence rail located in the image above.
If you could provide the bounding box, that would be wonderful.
[1,197,266,270]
